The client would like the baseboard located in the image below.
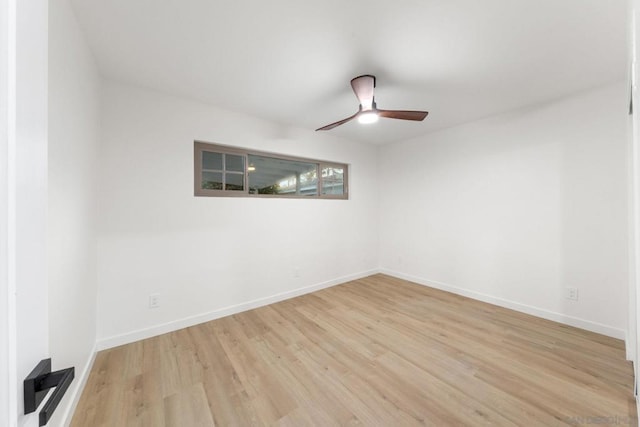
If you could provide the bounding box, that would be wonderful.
[96,269,380,351]
[59,343,97,426]
[380,269,626,340]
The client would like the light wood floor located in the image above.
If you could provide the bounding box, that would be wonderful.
[72,274,637,426]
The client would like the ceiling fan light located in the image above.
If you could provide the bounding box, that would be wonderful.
[358,111,379,124]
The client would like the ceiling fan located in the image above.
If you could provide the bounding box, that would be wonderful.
[316,74,429,131]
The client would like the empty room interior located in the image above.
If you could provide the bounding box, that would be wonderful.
[6,0,640,426]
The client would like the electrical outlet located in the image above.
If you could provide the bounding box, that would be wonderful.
[293,268,300,278]
[149,294,160,309]
[565,287,579,301]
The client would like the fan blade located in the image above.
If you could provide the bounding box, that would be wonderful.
[315,112,359,131]
[350,75,376,110]
[378,109,428,121]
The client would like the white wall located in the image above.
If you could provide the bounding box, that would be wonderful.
[379,83,629,338]
[48,0,100,424]
[96,81,379,347]
[631,0,640,399]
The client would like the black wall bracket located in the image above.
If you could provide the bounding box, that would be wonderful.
[24,359,75,426]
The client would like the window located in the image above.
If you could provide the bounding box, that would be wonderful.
[201,151,245,191]
[194,141,348,199]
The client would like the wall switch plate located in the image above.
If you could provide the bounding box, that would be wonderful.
[149,294,160,308]
[565,287,579,301]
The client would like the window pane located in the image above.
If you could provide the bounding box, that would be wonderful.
[225,154,244,172]
[203,151,223,170]
[298,168,318,196]
[321,166,344,195]
[248,155,318,196]
[202,171,223,190]
[225,173,244,191]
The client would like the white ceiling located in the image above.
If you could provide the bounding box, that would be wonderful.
[70,0,628,145]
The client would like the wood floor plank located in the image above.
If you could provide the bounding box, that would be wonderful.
[72,274,637,426]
